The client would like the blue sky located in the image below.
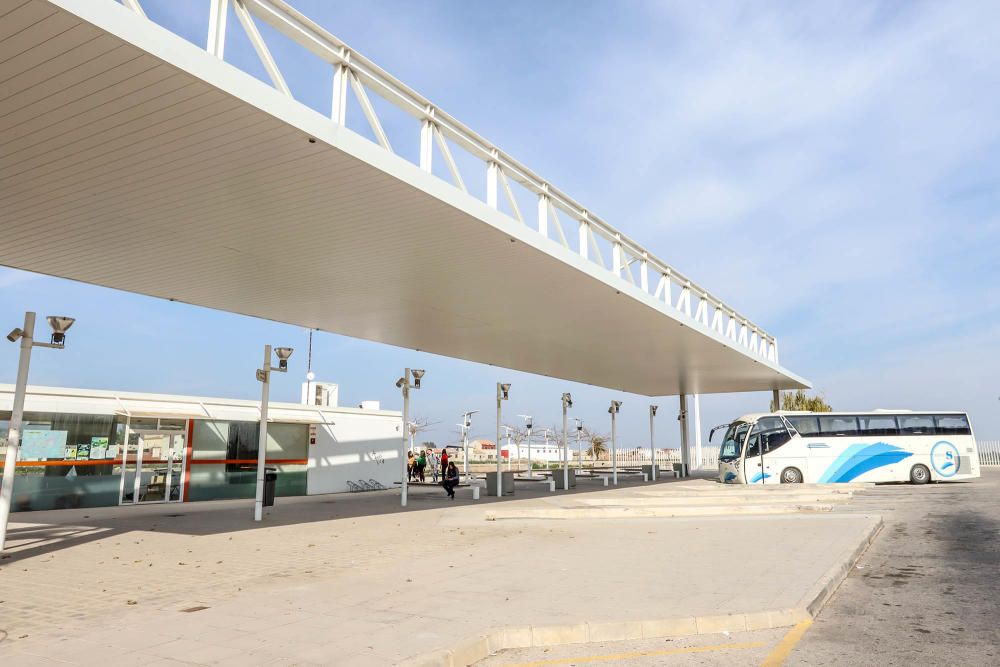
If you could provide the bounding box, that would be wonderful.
[2,0,999,446]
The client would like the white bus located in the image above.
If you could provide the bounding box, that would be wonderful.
[714,411,980,485]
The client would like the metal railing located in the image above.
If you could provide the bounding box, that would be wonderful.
[115,0,779,363]
[978,440,1000,467]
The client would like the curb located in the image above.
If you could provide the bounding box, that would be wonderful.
[801,514,883,616]
[399,515,884,667]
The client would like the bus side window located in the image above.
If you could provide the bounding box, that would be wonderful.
[898,415,935,435]
[786,416,820,436]
[859,415,899,436]
[934,415,971,435]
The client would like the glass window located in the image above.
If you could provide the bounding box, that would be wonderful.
[746,417,792,457]
[934,415,971,435]
[786,416,820,437]
[719,422,749,461]
[898,415,935,435]
[817,416,859,437]
[858,415,899,436]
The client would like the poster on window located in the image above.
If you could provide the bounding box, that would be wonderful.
[20,430,68,460]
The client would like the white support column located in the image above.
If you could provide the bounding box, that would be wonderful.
[0,313,34,551]
[331,60,348,125]
[640,253,649,292]
[578,215,589,260]
[612,235,623,277]
[207,0,229,58]
[678,395,690,477]
[537,188,549,237]
[486,150,499,209]
[693,394,703,468]
[419,109,434,172]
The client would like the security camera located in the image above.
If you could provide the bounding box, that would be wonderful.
[609,400,622,414]
[395,377,406,388]
[6,328,23,343]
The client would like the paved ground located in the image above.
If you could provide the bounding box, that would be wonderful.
[788,468,1000,666]
[484,469,1000,666]
[0,474,877,665]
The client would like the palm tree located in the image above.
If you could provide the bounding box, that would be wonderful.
[587,433,608,465]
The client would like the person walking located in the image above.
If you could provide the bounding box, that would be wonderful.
[440,448,449,481]
[407,450,416,481]
[443,461,460,500]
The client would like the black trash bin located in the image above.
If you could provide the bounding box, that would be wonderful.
[263,467,278,507]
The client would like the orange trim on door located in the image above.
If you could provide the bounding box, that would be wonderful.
[182,418,194,502]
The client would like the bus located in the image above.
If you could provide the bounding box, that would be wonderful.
[714,411,980,485]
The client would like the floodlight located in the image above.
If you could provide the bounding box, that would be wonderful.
[650,405,658,416]
[306,371,316,381]
[6,328,23,343]
[273,347,293,370]
[575,418,584,432]
[411,369,425,388]
[562,392,573,408]
[609,400,622,414]
[46,316,74,345]
[499,383,511,400]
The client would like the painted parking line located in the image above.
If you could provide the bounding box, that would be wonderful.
[761,619,814,666]
[503,641,768,666]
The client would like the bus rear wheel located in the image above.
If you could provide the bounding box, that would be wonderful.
[910,464,931,485]
[780,467,803,484]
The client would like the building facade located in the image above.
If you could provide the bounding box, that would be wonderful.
[0,385,401,512]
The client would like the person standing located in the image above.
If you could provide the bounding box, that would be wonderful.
[440,448,449,481]
[428,449,440,483]
[443,461,460,500]
[416,449,427,482]
[407,450,416,481]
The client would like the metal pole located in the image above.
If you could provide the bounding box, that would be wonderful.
[562,400,569,491]
[401,369,410,506]
[649,405,656,481]
[495,385,502,497]
[462,416,470,485]
[576,425,582,470]
[526,425,532,479]
[678,395,689,477]
[611,409,618,486]
[0,312,35,551]
[254,344,271,522]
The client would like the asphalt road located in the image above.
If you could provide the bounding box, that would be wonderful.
[788,468,1000,666]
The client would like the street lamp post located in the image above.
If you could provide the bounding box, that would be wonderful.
[461,410,478,485]
[519,415,533,479]
[1,312,75,552]
[649,405,658,481]
[575,418,584,470]
[561,393,572,490]
[396,368,425,507]
[495,383,510,496]
[255,344,293,522]
[609,400,622,486]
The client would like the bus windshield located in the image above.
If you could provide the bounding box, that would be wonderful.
[719,421,749,462]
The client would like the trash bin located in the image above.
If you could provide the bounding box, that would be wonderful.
[263,467,278,507]
[552,468,576,489]
[485,471,515,496]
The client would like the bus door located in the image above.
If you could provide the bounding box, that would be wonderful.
[744,418,793,484]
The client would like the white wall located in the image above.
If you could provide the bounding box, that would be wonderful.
[307,411,402,494]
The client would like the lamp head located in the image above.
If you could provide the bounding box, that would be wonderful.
[273,346,293,370]
[562,392,573,408]
[650,405,658,416]
[46,316,75,345]
[609,400,622,414]
[499,383,511,400]
[411,369,425,388]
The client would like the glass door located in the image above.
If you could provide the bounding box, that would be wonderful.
[120,431,186,504]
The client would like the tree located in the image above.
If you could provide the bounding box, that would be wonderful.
[771,390,832,412]
[586,431,608,461]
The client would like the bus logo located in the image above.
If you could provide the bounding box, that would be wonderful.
[930,441,960,478]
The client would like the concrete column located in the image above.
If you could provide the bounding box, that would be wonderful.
[772,389,781,412]
[678,395,689,476]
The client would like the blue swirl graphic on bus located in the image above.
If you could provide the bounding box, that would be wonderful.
[724,471,737,482]
[749,472,771,484]
[819,442,913,483]
[930,441,960,478]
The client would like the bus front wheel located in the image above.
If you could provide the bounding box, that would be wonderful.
[780,467,803,484]
[910,464,931,485]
